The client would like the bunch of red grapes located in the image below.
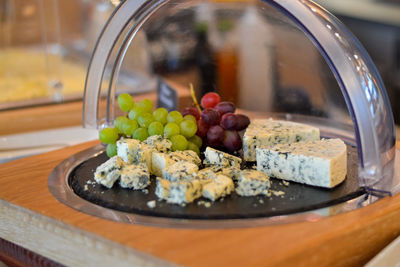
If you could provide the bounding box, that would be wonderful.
[182,92,250,153]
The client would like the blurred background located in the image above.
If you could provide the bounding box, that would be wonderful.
[0,0,399,122]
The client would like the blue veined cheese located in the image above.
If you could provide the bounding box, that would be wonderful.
[162,161,199,182]
[155,177,202,204]
[196,167,219,185]
[198,165,241,181]
[235,169,271,196]
[136,143,156,171]
[151,152,181,177]
[256,138,347,188]
[202,175,234,201]
[119,163,150,189]
[203,147,242,168]
[170,150,202,166]
[94,156,125,188]
[243,119,320,161]
[116,139,141,164]
[144,135,172,153]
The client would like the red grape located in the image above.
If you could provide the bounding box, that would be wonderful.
[220,113,238,130]
[196,119,209,138]
[207,125,224,147]
[201,108,220,125]
[236,114,250,131]
[214,101,236,115]
[181,107,200,121]
[201,92,221,109]
[223,130,242,152]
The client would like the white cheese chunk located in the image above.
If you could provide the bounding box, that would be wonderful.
[162,161,199,182]
[235,169,271,196]
[243,119,320,161]
[155,177,202,204]
[151,152,181,177]
[144,135,172,153]
[202,175,234,201]
[94,156,125,188]
[203,147,242,168]
[256,138,347,188]
[116,139,141,164]
[119,163,150,190]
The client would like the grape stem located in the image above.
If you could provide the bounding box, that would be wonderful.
[189,83,202,113]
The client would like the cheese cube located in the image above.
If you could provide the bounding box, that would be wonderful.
[170,150,202,166]
[196,167,219,184]
[119,163,150,189]
[94,156,125,188]
[243,119,320,161]
[136,143,156,171]
[144,135,172,153]
[162,161,199,182]
[151,152,180,177]
[202,175,234,201]
[155,178,202,204]
[116,139,141,164]
[256,138,347,188]
[203,147,242,168]
[235,169,271,196]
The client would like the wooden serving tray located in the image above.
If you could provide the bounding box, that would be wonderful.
[1,141,400,266]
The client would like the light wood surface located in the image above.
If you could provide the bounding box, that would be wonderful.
[0,141,400,266]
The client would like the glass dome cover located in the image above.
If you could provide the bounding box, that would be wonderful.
[83,0,398,194]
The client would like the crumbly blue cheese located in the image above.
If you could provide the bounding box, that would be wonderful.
[198,165,241,181]
[243,119,320,161]
[162,161,199,182]
[119,163,150,190]
[155,177,202,204]
[136,143,156,171]
[151,152,181,177]
[170,150,202,166]
[94,156,125,188]
[256,138,347,188]
[196,167,219,184]
[202,175,234,201]
[116,139,141,164]
[203,147,242,168]
[235,169,271,196]
[144,135,172,153]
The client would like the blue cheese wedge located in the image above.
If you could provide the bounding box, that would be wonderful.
[136,143,156,171]
[203,147,242,168]
[144,135,172,153]
[116,139,141,164]
[151,152,181,177]
[170,150,202,166]
[162,161,199,182]
[119,163,150,190]
[94,156,125,188]
[155,177,202,205]
[202,175,234,201]
[235,169,271,196]
[243,119,320,161]
[256,138,347,188]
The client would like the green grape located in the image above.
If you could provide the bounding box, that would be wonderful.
[153,107,168,125]
[106,143,117,157]
[117,93,134,112]
[163,122,180,138]
[180,119,197,138]
[99,127,119,144]
[148,121,164,136]
[188,135,202,148]
[187,141,200,155]
[167,110,183,124]
[128,106,146,120]
[183,114,197,122]
[122,119,138,136]
[137,112,154,128]
[132,127,149,141]
[136,99,153,113]
[170,135,188,151]
[114,116,129,132]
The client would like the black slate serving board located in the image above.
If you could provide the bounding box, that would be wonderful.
[69,145,365,219]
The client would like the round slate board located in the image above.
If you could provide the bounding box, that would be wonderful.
[69,145,365,219]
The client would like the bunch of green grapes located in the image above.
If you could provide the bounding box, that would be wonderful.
[99,93,202,157]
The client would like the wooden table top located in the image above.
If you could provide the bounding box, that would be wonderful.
[0,141,399,266]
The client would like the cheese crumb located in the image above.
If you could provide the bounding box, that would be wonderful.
[147,200,156,208]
